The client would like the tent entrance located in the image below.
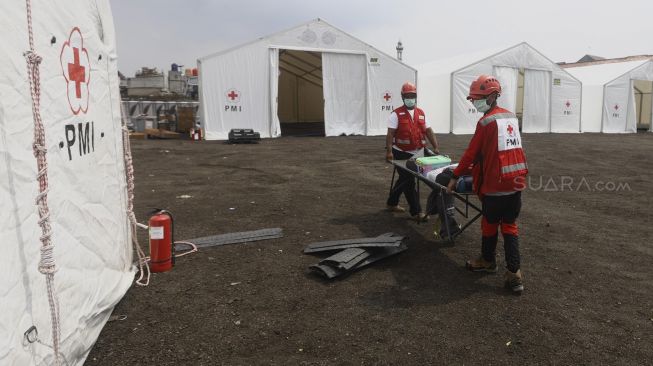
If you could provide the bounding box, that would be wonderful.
[633,79,652,132]
[277,49,325,136]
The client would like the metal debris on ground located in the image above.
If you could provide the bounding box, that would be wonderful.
[186,228,283,248]
[303,232,404,254]
[305,233,407,279]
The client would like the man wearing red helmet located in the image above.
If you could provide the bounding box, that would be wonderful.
[446,75,528,294]
[386,81,440,222]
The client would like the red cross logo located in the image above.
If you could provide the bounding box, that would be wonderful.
[614,104,619,111]
[226,89,240,103]
[60,27,91,115]
[507,123,514,136]
[68,47,86,98]
[565,101,571,108]
[383,91,392,102]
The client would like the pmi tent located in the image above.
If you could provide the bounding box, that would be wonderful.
[1,1,134,364]
[198,19,416,139]
[565,59,653,133]
[418,43,582,134]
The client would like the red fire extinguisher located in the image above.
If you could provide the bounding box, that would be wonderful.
[148,209,175,273]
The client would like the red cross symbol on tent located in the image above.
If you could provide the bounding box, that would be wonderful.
[565,101,571,108]
[383,91,392,103]
[226,89,240,103]
[507,123,515,136]
[60,27,91,115]
[614,104,619,111]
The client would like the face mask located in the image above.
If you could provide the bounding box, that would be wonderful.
[473,98,490,113]
[404,98,416,109]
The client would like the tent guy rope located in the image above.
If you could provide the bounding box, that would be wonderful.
[23,0,62,364]
[120,104,151,286]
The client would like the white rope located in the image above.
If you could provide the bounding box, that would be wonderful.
[23,0,61,364]
[120,107,151,286]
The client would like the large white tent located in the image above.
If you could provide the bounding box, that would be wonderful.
[565,59,653,133]
[198,19,416,139]
[1,1,134,364]
[418,43,582,134]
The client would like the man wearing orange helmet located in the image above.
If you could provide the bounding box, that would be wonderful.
[386,81,440,222]
[446,75,528,294]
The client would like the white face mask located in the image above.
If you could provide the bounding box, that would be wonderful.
[404,98,416,109]
[473,99,490,113]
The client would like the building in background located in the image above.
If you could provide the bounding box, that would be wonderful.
[123,65,198,100]
[126,67,165,97]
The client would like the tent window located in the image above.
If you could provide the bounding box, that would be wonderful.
[278,49,325,136]
[634,79,652,132]
[515,68,525,130]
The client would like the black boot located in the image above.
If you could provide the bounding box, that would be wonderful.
[503,234,521,273]
[482,234,498,262]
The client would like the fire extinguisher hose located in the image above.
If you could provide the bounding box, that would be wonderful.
[135,240,198,265]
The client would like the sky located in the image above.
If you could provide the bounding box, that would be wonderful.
[110,0,653,77]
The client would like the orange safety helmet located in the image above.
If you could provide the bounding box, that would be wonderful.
[467,75,501,100]
[401,82,417,95]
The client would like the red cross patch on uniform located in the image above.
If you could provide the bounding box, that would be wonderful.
[496,118,522,151]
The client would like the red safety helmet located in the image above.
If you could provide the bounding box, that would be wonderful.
[401,82,417,95]
[467,75,501,100]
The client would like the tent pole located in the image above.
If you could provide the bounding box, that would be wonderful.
[449,72,454,133]
[579,79,583,132]
[549,71,553,133]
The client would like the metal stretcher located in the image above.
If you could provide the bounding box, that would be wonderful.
[389,159,483,242]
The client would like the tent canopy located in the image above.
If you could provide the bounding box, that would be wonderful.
[418,42,582,134]
[198,19,416,139]
[566,59,653,132]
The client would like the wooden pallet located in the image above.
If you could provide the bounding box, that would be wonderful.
[143,128,182,139]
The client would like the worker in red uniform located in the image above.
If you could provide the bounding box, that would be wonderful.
[386,82,440,222]
[446,75,528,294]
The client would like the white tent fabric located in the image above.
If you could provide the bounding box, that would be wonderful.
[418,43,582,134]
[493,66,519,114]
[522,69,552,132]
[566,60,653,133]
[322,53,367,136]
[1,1,133,365]
[198,19,416,139]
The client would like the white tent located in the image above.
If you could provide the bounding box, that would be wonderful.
[198,19,416,139]
[1,1,134,365]
[565,59,653,133]
[418,43,582,134]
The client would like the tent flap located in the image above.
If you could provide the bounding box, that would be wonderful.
[494,66,518,114]
[322,53,366,136]
[522,69,551,133]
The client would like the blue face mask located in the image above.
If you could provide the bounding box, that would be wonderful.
[473,99,490,113]
[404,98,416,109]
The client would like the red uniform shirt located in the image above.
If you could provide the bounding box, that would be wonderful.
[453,106,528,197]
